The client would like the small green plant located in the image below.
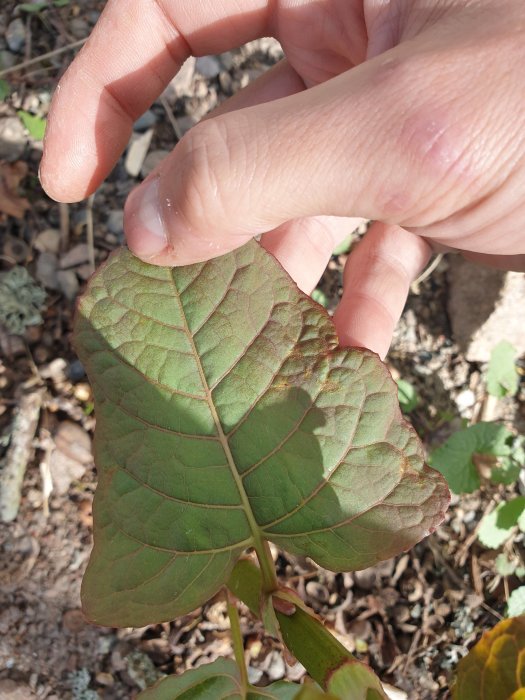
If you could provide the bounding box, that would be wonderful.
[430,422,523,494]
[18,0,69,12]
[478,497,525,549]
[508,588,525,617]
[17,110,46,141]
[396,378,419,413]
[453,615,525,699]
[486,340,520,398]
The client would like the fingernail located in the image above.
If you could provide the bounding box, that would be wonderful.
[125,178,168,258]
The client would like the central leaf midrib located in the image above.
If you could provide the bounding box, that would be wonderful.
[170,270,263,550]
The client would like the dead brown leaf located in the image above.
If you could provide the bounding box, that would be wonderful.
[0,160,30,219]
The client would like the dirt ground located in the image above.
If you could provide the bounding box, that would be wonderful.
[1,2,524,698]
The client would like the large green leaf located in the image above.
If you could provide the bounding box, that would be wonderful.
[74,242,449,626]
[453,616,525,699]
[137,658,301,699]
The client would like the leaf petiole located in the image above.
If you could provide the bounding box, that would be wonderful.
[226,593,249,694]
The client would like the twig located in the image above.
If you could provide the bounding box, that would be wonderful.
[0,386,45,523]
[160,94,183,141]
[411,254,444,293]
[86,193,96,274]
[59,201,70,252]
[0,37,86,78]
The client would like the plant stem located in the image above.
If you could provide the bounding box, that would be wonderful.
[255,538,279,594]
[228,559,355,689]
[226,593,249,694]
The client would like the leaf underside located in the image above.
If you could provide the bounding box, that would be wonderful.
[74,242,449,626]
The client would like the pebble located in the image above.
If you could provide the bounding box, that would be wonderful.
[106,209,124,235]
[73,383,91,402]
[125,128,154,177]
[57,269,79,300]
[67,359,86,382]
[455,389,476,415]
[163,56,196,100]
[0,116,27,161]
[177,115,197,137]
[62,609,86,634]
[69,17,88,39]
[196,55,221,79]
[76,263,95,280]
[59,243,90,269]
[34,228,60,254]
[0,680,35,699]
[134,109,157,132]
[141,149,169,178]
[36,252,59,290]
[0,50,16,69]
[95,672,114,687]
[5,19,25,54]
[247,667,263,684]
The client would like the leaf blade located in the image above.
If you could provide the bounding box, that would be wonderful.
[75,243,449,626]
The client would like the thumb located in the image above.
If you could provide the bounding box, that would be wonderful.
[124,46,464,265]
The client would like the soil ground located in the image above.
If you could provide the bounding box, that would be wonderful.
[1,2,524,698]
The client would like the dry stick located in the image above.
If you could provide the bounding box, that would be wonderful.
[160,94,183,141]
[0,387,45,523]
[59,200,70,252]
[0,38,86,79]
[86,193,96,274]
[411,253,444,293]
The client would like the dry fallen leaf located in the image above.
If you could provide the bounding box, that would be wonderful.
[0,160,30,219]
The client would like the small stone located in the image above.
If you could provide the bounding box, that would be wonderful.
[125,128,154,177]
[247,667,263,685]
[49,450,86,496]
[76,263,95,280]
[36,252,59,290]
[57,269,79,300]
[196,55,221,79]
[455,389,476,415]
[62,609,86,634]
[0,50,16,69]
[218,52,234,70]
[448,257,525,362]
[69,17,88,39]
[34,229,60,254]
[134,109,157,132]
[74,383,91,402]
[141,149,169,178]
[6,19,25,54]
[265,651,285,681]
[163,56,196,100]
[0,680,35,699]
[106,209,124,235]
[0,116,27,161]
[59,243,90,269]
[177,115,197,137]
[353,567,377,590]
[67,359,86,382]
[54,421,92,465]
[95,673,114,687]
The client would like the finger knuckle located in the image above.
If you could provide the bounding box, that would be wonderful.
[175,118,248,233]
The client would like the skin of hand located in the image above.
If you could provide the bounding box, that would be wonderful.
[40,0,525,358]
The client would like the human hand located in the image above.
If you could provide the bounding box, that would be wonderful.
[40,0,525,358]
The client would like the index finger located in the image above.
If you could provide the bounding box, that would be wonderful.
[40,0,271,202]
